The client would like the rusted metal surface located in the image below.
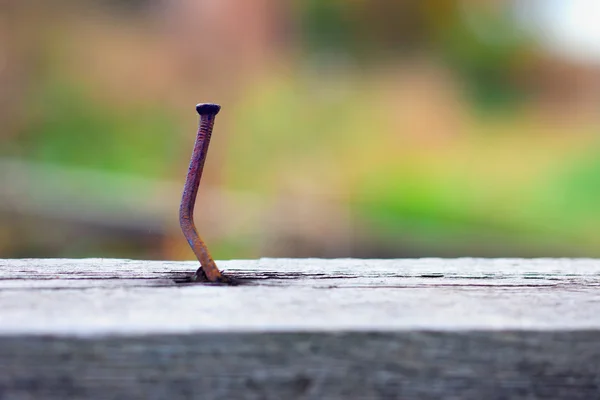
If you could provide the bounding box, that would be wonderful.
[179,103,232,283]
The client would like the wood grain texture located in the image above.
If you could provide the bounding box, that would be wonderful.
[1,258,600,399]
[1,258,600,334]
[1,332,600,399]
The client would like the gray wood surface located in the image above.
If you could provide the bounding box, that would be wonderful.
[2,332,600,400]
[2,258,600,334]
[1,258,600,399]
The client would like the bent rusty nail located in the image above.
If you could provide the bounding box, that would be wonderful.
[179,103,230,283]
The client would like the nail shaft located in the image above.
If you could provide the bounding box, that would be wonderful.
[179,103,225,282]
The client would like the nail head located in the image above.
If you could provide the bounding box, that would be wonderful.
[196,103,221,116]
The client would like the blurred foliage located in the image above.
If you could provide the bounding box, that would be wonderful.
[300,0,532,110]
[18,80,178,178]
[3,0,600,259]
[436,9,530,110]
[300,0,427,61]
[229,64,600,256]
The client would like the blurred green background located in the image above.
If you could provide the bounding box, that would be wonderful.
[2,0,600,260]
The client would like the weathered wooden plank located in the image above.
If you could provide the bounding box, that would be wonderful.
[1,258,600,335]
[3,257,600,282]
[2,258,600,398]
[1,332,600,400]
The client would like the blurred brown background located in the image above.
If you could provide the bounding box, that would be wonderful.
[1,0,600,260]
